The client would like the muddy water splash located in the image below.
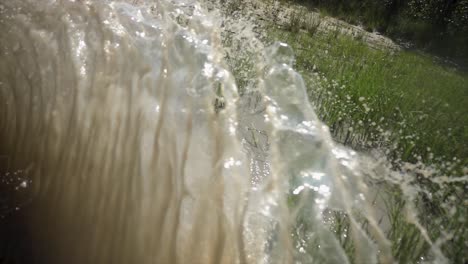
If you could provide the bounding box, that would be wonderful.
[0,0,464,263]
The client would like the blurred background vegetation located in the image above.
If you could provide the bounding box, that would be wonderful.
[289,0,468,67]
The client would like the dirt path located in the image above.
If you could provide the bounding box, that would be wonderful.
[215,0,400,52]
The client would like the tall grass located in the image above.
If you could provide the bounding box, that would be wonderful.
[215,0,466,261]
[267,11,467,263]
[283,0,468,66]
[270,27,467,171]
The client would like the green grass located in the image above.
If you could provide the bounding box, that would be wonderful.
[217,1,466,261]
[269,27,468,171]
[282,0,468,64]
[266,16,467,264]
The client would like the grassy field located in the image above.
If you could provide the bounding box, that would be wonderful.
[217,0,467,261]
[269,26,468,172]
[282,0,468,67]
[265,11,467,264]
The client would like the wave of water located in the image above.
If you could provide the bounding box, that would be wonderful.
[0,0,465,263]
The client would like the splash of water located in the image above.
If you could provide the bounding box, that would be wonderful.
[0,0,465,263]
